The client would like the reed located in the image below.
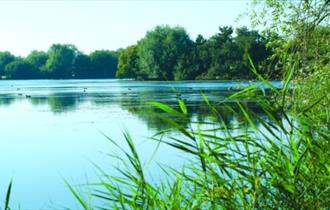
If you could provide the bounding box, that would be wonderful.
[1,180,12,210]
[68,63,330,209]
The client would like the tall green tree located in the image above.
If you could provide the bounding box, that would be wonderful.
[26,51,48,69]
[138,25,194,80]
[251,0,330,76]
[173,46,199,80]
[44,44,79,78]
[73,53,91,79]
[26,50,48,78]
[203,26,241,79]
[234,27,271,78]
[5,59,39,79]
[251,0,330,120]
[89,50,118,78]
[0,52,15,77]
[116,45,141,79]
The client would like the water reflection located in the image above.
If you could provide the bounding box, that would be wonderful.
[0,88,266,130]
[30,95,83,113]
[0,94,15,106]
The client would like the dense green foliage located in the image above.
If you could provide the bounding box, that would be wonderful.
[250,0,330,123]
[116,45,140,79]
[137,26,195,80]
[0,52,15,78]
[44,44,79,79]
[0,44,119,79]
[89,50,118,78]
[4,59,39,79]
[0,25,278,80]
[117,25,277,80]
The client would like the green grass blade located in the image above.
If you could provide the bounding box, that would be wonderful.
[4,180,12,210]
[65,181,90,210]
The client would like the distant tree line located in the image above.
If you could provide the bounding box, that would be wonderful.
[0,25,281,80]
[0,45,119,79]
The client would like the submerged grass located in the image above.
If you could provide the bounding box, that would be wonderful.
[67,67,330,209]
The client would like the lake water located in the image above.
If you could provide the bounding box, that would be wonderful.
[0,79,281,209]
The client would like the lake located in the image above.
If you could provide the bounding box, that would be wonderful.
[0,79,281,209]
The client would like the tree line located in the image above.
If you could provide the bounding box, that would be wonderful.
[0,25,281,80]
[117,25,280,80]
[0,45,119,79]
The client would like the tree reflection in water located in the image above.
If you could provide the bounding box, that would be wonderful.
[0,88,268,131]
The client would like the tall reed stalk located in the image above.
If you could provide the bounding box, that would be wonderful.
[1,180,12,210]
[68,63,330,209]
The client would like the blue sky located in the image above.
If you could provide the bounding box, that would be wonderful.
[0,0,250,56]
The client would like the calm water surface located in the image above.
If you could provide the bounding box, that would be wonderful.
[0,79,281,209]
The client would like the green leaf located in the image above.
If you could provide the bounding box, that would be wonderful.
[65,181,90,210]
[178,99,188,115]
